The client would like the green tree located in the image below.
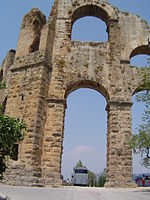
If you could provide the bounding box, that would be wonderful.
[75,160,84,168]
[97,174,106,187]
[0,76,26,179]
[88,170,96,187]
[130,56,150,167]
[96,169,106,187]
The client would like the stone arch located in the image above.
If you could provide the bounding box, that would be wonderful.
[68,2,118,42]
[132,70,150,96]
[72,5,109,25]
[132,86,147,97]
[69,1,118,24]
[65,80,110,101]
[130,45,150,59]
[130,44,150,95]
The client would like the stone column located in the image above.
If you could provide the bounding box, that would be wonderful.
[2,57,51,186]
[105,100,135,187]
[41,98,66,186]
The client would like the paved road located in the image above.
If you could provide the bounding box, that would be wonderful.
[0,185,150,200]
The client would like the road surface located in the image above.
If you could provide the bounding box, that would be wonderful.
[0,185,150,200]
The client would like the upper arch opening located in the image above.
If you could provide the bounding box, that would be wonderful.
[72,5,109,26]
[71,5,109,42]
[71,16,108,42]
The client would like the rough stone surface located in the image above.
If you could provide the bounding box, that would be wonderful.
[0,49,15,104]
[1,0,150,187]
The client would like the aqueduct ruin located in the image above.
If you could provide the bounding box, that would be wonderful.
[1,0,150,187]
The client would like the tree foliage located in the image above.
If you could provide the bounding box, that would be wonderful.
[130,57,150,167]
[97,169,106,187]
[75,160,83,168]
[88,170,96,187]
[97,174,106,187]
[0,77,26,179]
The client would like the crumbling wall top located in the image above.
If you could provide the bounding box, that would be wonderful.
[15,8,47,57]
[21,8,46,30]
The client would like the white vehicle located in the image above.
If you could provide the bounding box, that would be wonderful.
[72,167,88,186]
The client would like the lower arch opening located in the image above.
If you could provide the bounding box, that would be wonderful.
[61,88,107,186]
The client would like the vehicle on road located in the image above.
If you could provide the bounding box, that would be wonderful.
[71,166,88,186]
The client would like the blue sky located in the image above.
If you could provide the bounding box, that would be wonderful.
[0,0,150,180]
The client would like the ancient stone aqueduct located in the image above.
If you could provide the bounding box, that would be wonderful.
[1,0,150,187]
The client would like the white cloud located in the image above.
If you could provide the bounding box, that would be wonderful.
[70,145,96,157]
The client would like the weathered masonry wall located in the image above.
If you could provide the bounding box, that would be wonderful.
[1,0,150,187]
